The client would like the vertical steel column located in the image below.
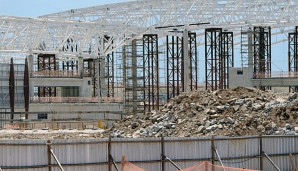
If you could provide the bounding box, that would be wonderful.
[205,28,222,91]
[9,58,15,122]
[24,58,29,119]
[289,26,298,92]
[253,26,271,90]
[221,32,234,89]
[166,35,183,100]
[188,32,199,91]
[143,34,159,112]
[106,52,115,97]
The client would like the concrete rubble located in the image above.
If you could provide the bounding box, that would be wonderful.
[107,87,298,138]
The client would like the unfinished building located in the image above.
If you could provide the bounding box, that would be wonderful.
[0,0,298,128]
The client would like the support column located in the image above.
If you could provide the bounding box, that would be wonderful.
[189,32,198,91]
[166,35,183,100]
[253,26,271,90]
[28,54,34,98]
[9,58,15,122]
[100,56,107,97]
[289,26,298,92]
[205,28,222,91]
[221,32,234,89]
[143,34,159,112]
[24,58,29,119]
[106,53,115,97]
[78,56,83,76]
[183,30,191,92]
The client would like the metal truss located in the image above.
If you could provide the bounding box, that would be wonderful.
[288,27,298,92]
[253,26,271,90]
[221,32,234,89]
[205,28,222,91]
[188,32,198,91]
[106,52,115,97]
[143,34,159,112]
[0,0,297,56]
[166,35,183,100]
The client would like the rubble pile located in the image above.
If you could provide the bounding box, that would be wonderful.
[107,87,298,138]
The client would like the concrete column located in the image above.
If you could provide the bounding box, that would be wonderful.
[94,58,100,97]
[78,56,83,78]
[99,56,107,97]
[183,30,191,92]
[247,28,254,79]
[28,54,34,97]
[132,40,138,113]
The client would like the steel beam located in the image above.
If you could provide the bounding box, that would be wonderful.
[288,26,298,92]
[166,35,183,100]
[24,58,29,119]
[143,34,159,112]
[221,32,234,89]
[205,28,222,91]
[253,26,272,90]
[9,58,15,122]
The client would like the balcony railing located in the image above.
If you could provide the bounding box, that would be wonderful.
[31,70,81,78]
[30,97,123,103]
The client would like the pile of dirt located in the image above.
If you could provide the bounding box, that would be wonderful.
[106,87,298,138]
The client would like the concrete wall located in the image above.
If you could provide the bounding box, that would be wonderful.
[229,67,253,88]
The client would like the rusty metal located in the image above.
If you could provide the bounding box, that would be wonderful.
[24,58,29,119]
[143,34,159,111]
[220,32,234,89]
[253,26,271,90]
[205,28,222,90]
[106,52,115,97]
[188,32,198,91]
[166,35,184,100]
[9,58,15,122]
[288,26,298,92]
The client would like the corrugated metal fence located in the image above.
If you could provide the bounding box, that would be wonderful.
[0,135,297,171]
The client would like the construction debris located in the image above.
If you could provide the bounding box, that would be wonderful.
[107,87,298,138]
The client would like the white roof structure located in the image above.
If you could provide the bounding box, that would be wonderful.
[0,0,298,57]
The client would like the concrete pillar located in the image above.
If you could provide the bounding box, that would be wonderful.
[100,56,107,97]
[132,40,138,113]
[78,56,83,78]
[183,30,191,92]
[247,28,254,79]
[28,54,34,97]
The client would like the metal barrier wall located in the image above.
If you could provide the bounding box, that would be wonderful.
[0,136,297,171]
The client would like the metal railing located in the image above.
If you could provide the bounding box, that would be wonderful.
[30,97,123,103]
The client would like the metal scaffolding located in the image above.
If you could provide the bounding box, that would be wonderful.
[253,26,271,90]
[166,35,183,100]
[289,26,298,92]
[123,39,144,114]
[143,34,159,112]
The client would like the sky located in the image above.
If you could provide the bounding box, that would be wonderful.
[0,0,131,17]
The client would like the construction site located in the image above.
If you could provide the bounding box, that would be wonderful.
[1,0,298,170]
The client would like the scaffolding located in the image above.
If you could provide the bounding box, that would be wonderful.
[123,39,144,114]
